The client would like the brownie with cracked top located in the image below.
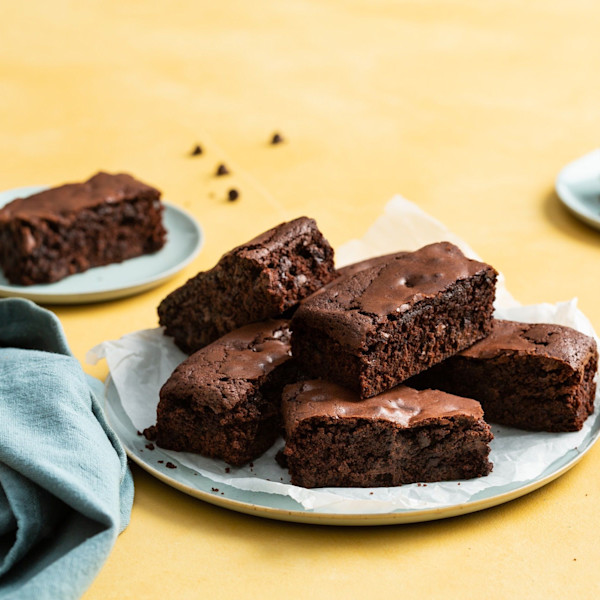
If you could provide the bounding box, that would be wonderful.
[291,242,498,399]
[150,320,298,466]
[158,216,335,353]
[281,379,493,488]
[408,319,598,431]
[0,172,166,285]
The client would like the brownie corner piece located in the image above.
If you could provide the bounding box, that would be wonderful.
[0,171,166,285]
[281,380,493,488]
[409,319,598,432]
[158,216,335,353]
[154,319,297,466]
[291,242,497,398]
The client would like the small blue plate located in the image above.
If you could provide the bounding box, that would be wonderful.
[0,186,203,304]
[556,149,600,230]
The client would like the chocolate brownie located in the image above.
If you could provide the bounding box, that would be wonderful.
[158,216,335,353]
[408,320,598,432]
[151,320,298,466]
[281,380,493,488]
[0,172,166,285]
[291,242,497,399]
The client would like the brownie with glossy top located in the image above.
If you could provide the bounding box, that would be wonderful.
[281,379,493,488]
[0,171,166,285]
[291,242,497,399]
[150,320,298,466]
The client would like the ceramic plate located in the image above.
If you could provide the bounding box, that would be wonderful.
[105,377,600,526]
[555,149,600,230]
[0,186,203,304]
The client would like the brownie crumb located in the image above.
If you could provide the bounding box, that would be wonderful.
[145,443,155,451]
[190,144,203,156]
[143,425,157,441]
[158,460,164,464]
[276,449,289,469]
[211,487,219,492]
[249,462,254,468]
[227,188,239,202]
[136,431,142,436]
[216,163,230,176]
[270,132,284,145]
[225,467,230,473]
[165,462,177,469]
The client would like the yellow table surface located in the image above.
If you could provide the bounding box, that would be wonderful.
[2,1,600,597]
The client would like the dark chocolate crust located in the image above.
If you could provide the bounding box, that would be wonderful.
[282,380,493,488]
[408,319,599,432]
[0,172,166,285]
[153,320,298,466]
[158,216,335,353]
[291,242,498,399]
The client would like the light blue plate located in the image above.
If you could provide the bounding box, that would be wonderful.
[556,149,600,230]
[105,376,600,526]
[0,186,203,304]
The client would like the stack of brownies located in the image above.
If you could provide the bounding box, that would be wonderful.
[149,217,598,489]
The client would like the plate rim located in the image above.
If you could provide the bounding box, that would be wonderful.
[105,376,600,526]
[555,149,600,231]
[0,185,203,304]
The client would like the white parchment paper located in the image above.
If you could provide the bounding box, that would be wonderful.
[88,195,599,514]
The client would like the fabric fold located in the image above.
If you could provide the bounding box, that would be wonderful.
[0,298,133,600]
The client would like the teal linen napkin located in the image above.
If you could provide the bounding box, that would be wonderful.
[0,298,134,599]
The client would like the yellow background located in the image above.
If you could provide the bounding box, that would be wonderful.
[2,1,600,597]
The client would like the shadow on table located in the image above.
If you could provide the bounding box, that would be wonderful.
[542,188,600,247]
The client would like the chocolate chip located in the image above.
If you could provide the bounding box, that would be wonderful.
[270,132,284,145]
[216,163,230,176]
[227,188,239,202]
[190,144,203,156]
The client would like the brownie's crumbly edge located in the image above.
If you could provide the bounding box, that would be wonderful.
[283,416,493,488]
[158,217,335,353]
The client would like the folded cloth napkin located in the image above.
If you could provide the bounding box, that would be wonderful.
[0,298,133,600]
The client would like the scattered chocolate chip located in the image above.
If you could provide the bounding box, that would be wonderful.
[227,188,239,202]
[216,163,230,176]
[270,132,284,145]
[145,443,155,451]
[165,462,177,469]
[190,144,203,156]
